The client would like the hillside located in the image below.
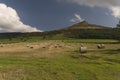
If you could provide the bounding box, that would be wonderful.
[49,21,120,40]
[64,21,110,30]
[0,21,119,41]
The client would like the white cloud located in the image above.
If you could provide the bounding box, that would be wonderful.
[61,0,120,18]
[0,3,41,32]
[110,6,120,18]
[70,13,83,23]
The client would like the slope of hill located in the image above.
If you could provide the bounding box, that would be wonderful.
[0,21,119,41]
[65,21,110,30]
[49,21,120,40]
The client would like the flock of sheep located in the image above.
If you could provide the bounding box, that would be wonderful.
[0,41,105,53]
[26,42,105,53]
[25,41,67,51]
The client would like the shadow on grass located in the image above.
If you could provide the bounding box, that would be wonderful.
[103,58,120,64]
[88,49,120,54]
[103,49,120,54]
[70,49,120,64]
[70,54,101,60]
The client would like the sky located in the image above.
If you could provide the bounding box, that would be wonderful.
[0,0,119,32]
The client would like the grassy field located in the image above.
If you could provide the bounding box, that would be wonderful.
[63,39,119,43]
[0,36,119,44]
[0,40,119,80]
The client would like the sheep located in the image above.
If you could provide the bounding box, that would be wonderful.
[54,46,57,48]
[30,46,34,49]
[0,45,3,47]
[97,44,105,49]
[42,47,46,48]
[26,45,29,47]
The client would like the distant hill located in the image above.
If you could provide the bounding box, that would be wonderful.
[0,21,119,41]
[47,21,120,40]
[64,21,110,30]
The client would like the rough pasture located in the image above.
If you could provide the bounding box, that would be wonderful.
[0,40,119,80]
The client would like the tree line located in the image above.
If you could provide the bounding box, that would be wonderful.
[0,28,119,40]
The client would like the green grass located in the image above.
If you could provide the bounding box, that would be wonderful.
[0,35,65,44]
[0,37,44,44]
[0,34,119,44]
[0,38,119,80]
[0,50,119,80]
[64,39,119,43]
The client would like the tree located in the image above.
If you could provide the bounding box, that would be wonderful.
[117,20,120,28]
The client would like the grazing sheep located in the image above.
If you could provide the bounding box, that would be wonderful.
[26,45,29,47]
[30,46,34,49]
[97,44,105,49]
[79,47,87,53]
[0,45,3,47]
[54,46,57,48]
[101,44,105,48]
[27,46,29,47]
[42,47,46,48]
